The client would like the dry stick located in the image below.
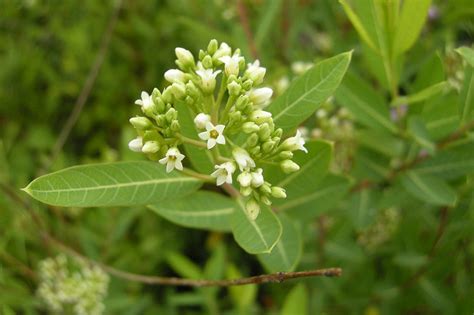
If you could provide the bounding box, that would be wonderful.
[44,0,123,172]
[236,0,259,60]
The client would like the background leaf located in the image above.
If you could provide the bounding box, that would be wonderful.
[22,161,202,207]
[394,0,432,54]
[399,171,457,206]
[281,283,308,315]
[268,51,352,133]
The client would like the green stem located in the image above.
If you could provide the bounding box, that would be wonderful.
[178,134,207,148]
[180,168,214,182]
[220,95,236,124]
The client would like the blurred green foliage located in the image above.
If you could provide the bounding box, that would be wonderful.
[1,0,474,314]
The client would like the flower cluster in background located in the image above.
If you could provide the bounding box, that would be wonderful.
[37,254,109,315]
[128,39,309,219]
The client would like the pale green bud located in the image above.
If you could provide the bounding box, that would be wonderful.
[129,117,152,130]
[261,196,272,206]
[262,140,276,153]
[164,69,186,84]
[271,186,287,199]
[279,151,293,160]
[281,160,300,173]
[258,123,271,140]
[228,111,242,124]
[235,95,249,111]
[199,49,206,60]
[170,82,186,99]
[245,60,266,85]
[213,42,231,60]
[249,146,261,156]
[142,141,160,154]
[247,133,259,147]
[242,79,253,90]
[207,39,218,54]
[260,182,272,195]
[227,81,242,96]
[242,121,259,133]
[161,87,173,103]
[273,128,283,138]
[165,108,178,122]
[240,186,252,196]
[250,110,272,124]
[186,81,200,98]
[155,97,166,113]
[170,120,180,131]
[202,55,213,69]
[245,199,260,220]
[175,47,195,69]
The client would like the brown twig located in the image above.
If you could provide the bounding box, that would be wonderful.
[236,0,259,59]
[44,0,124,172]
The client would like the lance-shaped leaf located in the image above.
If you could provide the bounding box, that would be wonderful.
[279,174,351,220]
[231,199,282,254]
[393,0,432,54]
[399,171,457,206]
[414,141,474,179]
[459,67,474,125]
[391,81,451,107]
[257,214,302,273]
[148,191,234,232]
[456,46,474,68]
[267,51,352,133]
[22,161,202,207]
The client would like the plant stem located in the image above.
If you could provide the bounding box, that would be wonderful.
[179,134,207,148]
[181,168,214,182]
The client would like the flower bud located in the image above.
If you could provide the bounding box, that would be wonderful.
[129,117,152,130]
[170,120,180,131]
[258,123,271,141]
[240,186,252,196]
[227,81,242,96]
[262,140,276,153]
[245,199,260,220]
[161,87,173,103]
[164,69,186,83]
[261,196,272,206]
[170,82,186,99]
[142,141,160,154]
[128,137,143,152]
[165,108,177,122]
[249,87,273,107]
[260,182,272,195]
[273,128,283,138]
[213,42,231,60]
[247,133,259,147]
[250,110,272,124]
[242,121,259,133]
[245,60,266,85]
[235,95,249,111]
[202,55,213,69]
[194,113,211,129]
[279,151,293,160]
[175,47,195,69]
[271,186,287,199]
[237,171,252,187]
[251,169,264,187]
[242,79,253,90]
[281,160,300,173]
[207,39,218,54]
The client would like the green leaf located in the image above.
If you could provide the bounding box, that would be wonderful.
[175,102,214,174]
[165,252,202,279]
[268,51,352,133]
[399,171,457,206]
[339,0,377,52]
[148,191,234,232]
[414,141,474,179]
[281,284,308,315]
[269,140,333,194]
[231,199,282,254]
[408,116,436,154]
[335,72,398,134]
[394,0,432,54]
[255,0,283,50]
[258,214,302,272]
[459,67,474,125]
[391,81,451,106]
[22,161,202,207]
[356,129,405,157]
[456,46,474,68]
[279,174,351,220]
[227,264,257,310]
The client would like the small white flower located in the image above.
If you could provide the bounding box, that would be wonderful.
[213,42,232,59]
[211,162,236,186]
[282,130,308,153]
[248,87,273,107]
[251,168,264,187]
[159,147,185,173]
[196,68,221,93]
[237,171,252,187]
[164,69,186,83]
[194,113,211,129]
[198,122,226,149]
[218,55,243,76]
[134,91,154,111]
[245,60,266,85]
[232,148,256,171]
[128,137,143,152]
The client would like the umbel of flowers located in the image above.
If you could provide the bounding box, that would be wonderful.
[128,39,307,220]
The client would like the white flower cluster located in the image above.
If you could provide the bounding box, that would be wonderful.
[128,39,309,219]
[37,254,109,315]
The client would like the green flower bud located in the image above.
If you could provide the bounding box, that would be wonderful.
[161,87,173,103]
[262,140,276,153]
[155,97,166,113]
[129,116,152,130]
[170,82,186,99]
[155,115,166,127]
[143,130,161,142]
[228,111,242,125]
[247,133,259,147]
[227,81,242,96]
[186,81,200,99]
[142,141,160,154]
[242,121,259,133]
[170,120,180,131]
[281,160,300,173]
[260,182,272,195]
[185,96,195,106]
[250,110,272,124]
[258,123,271,141]
[273,128,283,138]
[202,55,213,69]
[175,47,195,70]
[271,186,287,199]
[242,79,253,90]
[198,49,206,60]
[249,146,261,156]
[279,150,293,160]
[165,108,177,122]
[245,199,260,220]
[240,186,252,197]
[207,39,218,54]
[235,95,249,111]
[261,196,272,206]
